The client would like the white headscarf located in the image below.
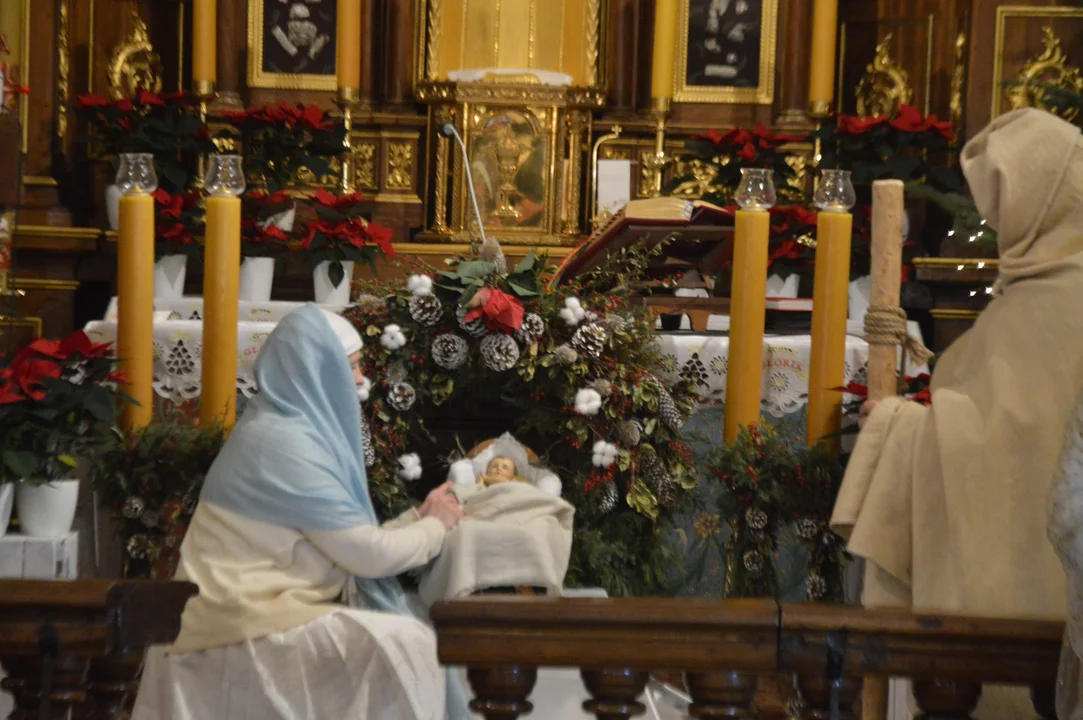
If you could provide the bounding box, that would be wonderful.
[318,308,363,356]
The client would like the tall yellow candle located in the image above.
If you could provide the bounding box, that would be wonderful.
[651,0,680,98]
[337,0,362,91]
[808,0,839,116]
[724,209,770,444]
[116,193,155,429]
[200,195,241,428]
[806,211,853,448]
[192,0,217,86]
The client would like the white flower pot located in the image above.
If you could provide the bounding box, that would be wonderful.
[106,183,123,231]
[0,484,13,537]
[849,275,872,320]
[154,254,188,299]
[16,479,80,538]
[766,273,800,298]
[239,257,276,302]
[313,260,354,305]
[259,203,296,233]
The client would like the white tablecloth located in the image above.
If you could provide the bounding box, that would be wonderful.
[103,297,342,323]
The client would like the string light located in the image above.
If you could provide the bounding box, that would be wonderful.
[969,289,977,297]
[947,229,955,237]
[985,286,993,294]
[977,261,985,269]
[957,264,965,271]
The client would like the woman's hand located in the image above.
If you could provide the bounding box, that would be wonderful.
[858,400,879,430]
[419,481,462,530]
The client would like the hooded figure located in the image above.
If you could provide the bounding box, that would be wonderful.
[132,305,467,720]
[832,109,1083,716]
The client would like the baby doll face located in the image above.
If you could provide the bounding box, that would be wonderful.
[485,456,517,484]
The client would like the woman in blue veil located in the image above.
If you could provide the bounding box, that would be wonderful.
[132,304,470,720]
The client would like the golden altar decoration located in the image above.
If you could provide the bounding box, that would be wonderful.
[416,76,604,246]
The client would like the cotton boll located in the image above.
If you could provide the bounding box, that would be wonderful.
[397,453,423,481]
[560,297,587,326]
[407,274,434,297]
[356,375,372,403]
[447,459,477,486]
[380,324,407,350]
[575,388,603,416]
[591,440,619,467]
[535,473,562,497]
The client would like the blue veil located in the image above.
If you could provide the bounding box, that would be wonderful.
[199,305,470,718]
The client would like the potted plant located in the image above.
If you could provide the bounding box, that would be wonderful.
[297,190,395,304]
[90,421,226,579]
[0,331,130,538]
[151,189,205,298]
[75,90,214,230]
[239,191,293,302]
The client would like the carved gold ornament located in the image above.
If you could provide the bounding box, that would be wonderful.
[855,34,913,119]
[950,32,966,136]
[108,12,163,100]
[387,143,414,190]
[353,143,377,189]
[1006,27,1083,122]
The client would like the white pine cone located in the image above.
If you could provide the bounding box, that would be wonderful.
[742,550,764,574]
[643,455,677,508]
[515,312,546,344]
[617,419,642,446]
[553,344,578,365]
[389,382,417,411]
[807,572,827,601]
[141,510,161,528]
[431,333,469,370]
[408,294,444,326]
[456,306,489,337]
[745,507,769,531]
[122,496,145,520]
[796,518,820,540]
[657,388,685,433]
[360,419,377,468]
[479,334,520,372]
[596,481,618,514]
[571,323,608,358]
[127,534,150,560]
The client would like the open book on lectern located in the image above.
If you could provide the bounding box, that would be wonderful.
[549,197,734,287]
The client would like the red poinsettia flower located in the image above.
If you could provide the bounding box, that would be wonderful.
[299,105,329,130]
[6,357,61,400]
[136,89,164,107]
[838,113,888,135]
[75,94,110,109]
[310,189,366,211]
[464,288,524,334]
[117,117,134,132]
[0,380,23,405]
[693,128,726,145]
[736,143,757,162]
[114,98,135,113]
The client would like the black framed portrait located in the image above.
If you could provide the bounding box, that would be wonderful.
[248,0,338,90]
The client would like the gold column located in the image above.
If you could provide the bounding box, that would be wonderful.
[431,106,453,234]
[562,111,586,236]
[117,192,155,429]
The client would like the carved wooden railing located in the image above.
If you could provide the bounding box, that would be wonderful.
[432,597,1065,719]
[0,579,197,720]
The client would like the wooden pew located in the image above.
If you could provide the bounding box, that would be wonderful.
[432,597,1064,720]
[0,579,197,719]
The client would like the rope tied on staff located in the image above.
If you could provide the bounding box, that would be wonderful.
[863,304,933,367]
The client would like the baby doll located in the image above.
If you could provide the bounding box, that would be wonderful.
[476,456,529,488]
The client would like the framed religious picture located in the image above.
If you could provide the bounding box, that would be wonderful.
[674,0,778,104]
[247,0,338,90]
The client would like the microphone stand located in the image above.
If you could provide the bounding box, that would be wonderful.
[438,122,488,250]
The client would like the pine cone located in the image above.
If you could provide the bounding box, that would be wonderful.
[745,507,769,531]
[617,419,642,446]
[122,496,145,520]
[515,312,546,344]
[408,294,444,327]
[807,572,827,600]
[796,518,820,540]
[385,362,408,384]
[743,550,764,574]
[431,333,469,370]
[479,333,520,372]
[456,306,489,337]
[643,454,677,508]
[388,381,417,411]
[657,388,685,433]
[553,344,578,365]
[571,323,608,358]
[596,481,618,514]
[360,419,377,468]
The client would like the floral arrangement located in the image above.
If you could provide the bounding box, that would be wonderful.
[75,90,215,193]
[221,104,346,192]
[241,191,295,258]
[90,422,226,579]
[298,190,395,287]
[703,423,849,602]
[0,331,129,485]
[839,370,934,438]
[343,242,698,596]
[152,189,205,261]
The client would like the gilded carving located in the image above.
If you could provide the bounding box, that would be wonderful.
[57,0,71,145]
[855,34,913,119]
[426,0,443,81]
[600,147,631,161]
[637,150,656,198]
[585,0,601,87]
[785,154,808,194]
[387,142,414,190]
[353,143,377,189]
[669,159,721,198]
[415,81,605,108]
[1006,27,1083,122]
[108,12,163,100]
[949,32,966,137]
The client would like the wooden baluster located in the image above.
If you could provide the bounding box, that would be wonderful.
[466,666,537,720]
[85,649,145,719]
[795,674,860,720]
[1,655,91,719]
[685,671,758,718]
[581,668,649,719]
[912,679,981,719]
[1031,683,1057,720]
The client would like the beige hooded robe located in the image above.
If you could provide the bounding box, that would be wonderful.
[831,109,1083,714]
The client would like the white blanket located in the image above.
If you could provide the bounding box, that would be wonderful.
[418,483,575,606]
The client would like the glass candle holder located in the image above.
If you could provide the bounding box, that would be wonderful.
[734,168,777,210]
[813,169,856,213]
[115,153,158,195]
[204,154,246,197]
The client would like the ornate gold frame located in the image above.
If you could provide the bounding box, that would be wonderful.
[246,0,337,91]
[108,12,164,100]
[838,15,934,117]
[991,6,1083,121]
[673,0,778,105]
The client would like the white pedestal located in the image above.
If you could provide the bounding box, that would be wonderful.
[0,531,79,579]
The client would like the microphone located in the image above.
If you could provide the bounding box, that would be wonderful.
[438,122,488,245]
